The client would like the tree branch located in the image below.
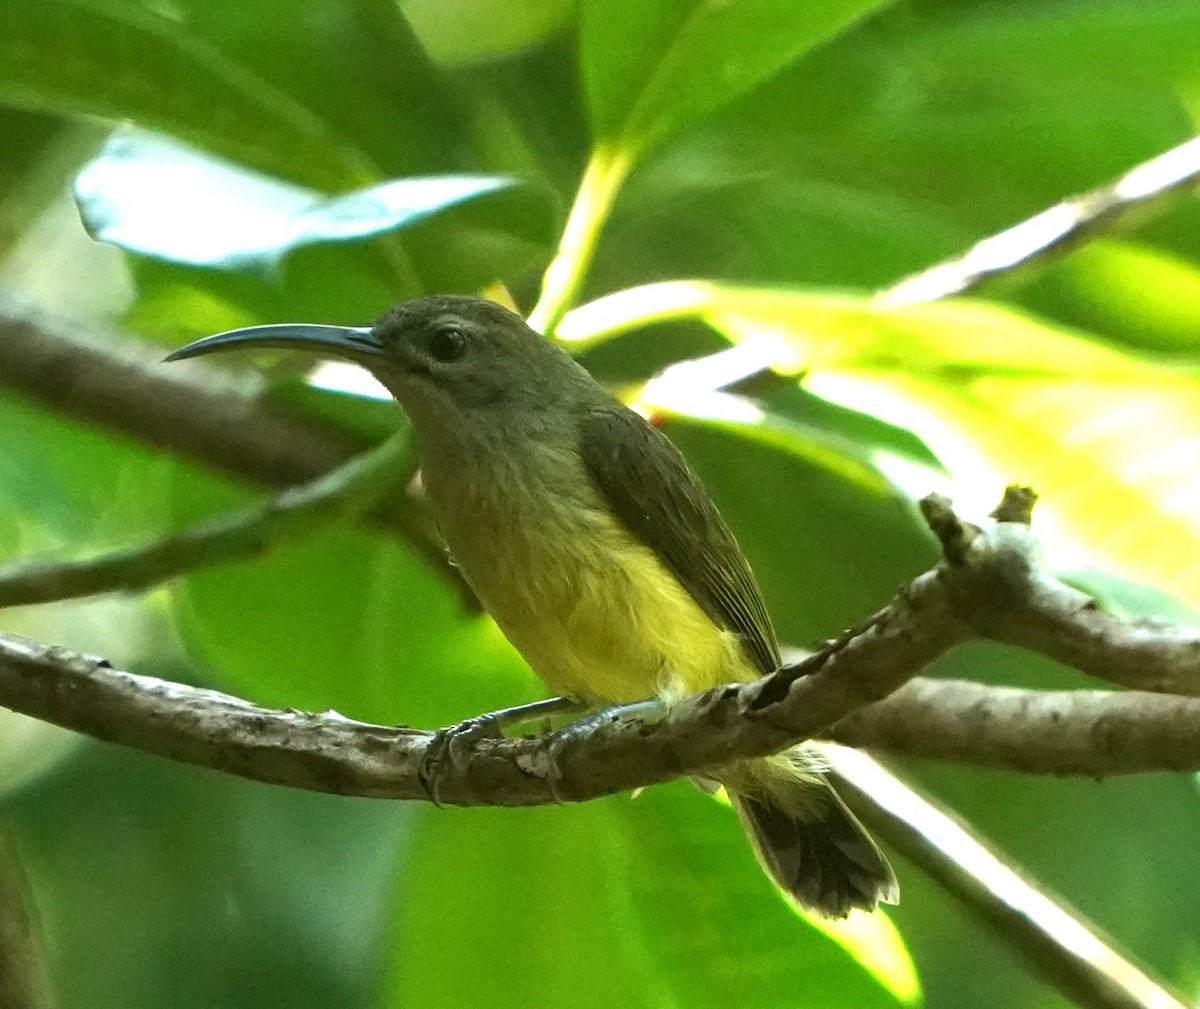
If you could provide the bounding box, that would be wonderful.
[4,492,1200,804]
[916,492,1200,696]
[0,289,356,487]
[829,678,1200,776]
[0,545,968,804]
[5,640,1200,811]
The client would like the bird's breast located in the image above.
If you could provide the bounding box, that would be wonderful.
[422,441,750,704]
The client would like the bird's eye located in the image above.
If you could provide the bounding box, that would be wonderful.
[429,327,466,362]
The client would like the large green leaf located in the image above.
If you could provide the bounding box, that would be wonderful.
[148,0,473,179]
[579,0,894,157]
[7,742,407,1009]
[402,0,574,64]
[386,782,915,1009]
[0,0,374,189]
[898,1,1200,126]
[579,0,1195,313]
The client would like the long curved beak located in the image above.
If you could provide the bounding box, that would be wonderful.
[164,324,384,363]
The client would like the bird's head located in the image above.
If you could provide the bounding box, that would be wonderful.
[166,296,594,428]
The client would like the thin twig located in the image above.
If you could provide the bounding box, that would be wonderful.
[0,431,415,608]
[877,135,1200,306]
[917,492,1200,696]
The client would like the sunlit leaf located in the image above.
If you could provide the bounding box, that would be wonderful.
[703,289,1141,378]
[707,288,1200,609]
[808,907,921,1006]
[579,0,893,157]
[0,0,373,189]
[75,130,526,273]
[1027,240,1200,356]
[613,781,915,1007]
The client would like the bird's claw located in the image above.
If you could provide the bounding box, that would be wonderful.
[538,700,663,804]
[540,730,570,805]
[419,712,506,806]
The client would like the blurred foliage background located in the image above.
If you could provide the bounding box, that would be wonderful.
[1,0,1199,1006]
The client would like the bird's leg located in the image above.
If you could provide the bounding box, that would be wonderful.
[542,697,667,804]
[419,696,585,806]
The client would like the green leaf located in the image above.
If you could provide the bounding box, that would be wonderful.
[385,782,914,1009]
[402,0,575,64]
[0,388,178,556]
[385,801,658,1009]
[172,521,536,725]
[579,0,894,156]
[705,289,1138,378]
[0,0,373,190]
[614,782,916,1007]
[7,743,406,1009]
[1025,240,1200,357]
[898,1,1200,125]
[579,1,1194,306]
[155,0,472,178]
[75,130,527,273]
[0,708,79,797]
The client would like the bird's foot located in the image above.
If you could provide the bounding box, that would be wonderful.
[418,713,505,807]
[418,697,584,806]
[540,698,666,804]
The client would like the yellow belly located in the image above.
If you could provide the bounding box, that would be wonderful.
[461,506,755,705]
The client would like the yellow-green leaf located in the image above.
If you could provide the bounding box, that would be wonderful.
[716,290,1200,608]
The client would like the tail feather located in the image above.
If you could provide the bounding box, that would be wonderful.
[720,750,897,918]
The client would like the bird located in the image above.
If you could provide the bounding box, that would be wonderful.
[166,295,897,917]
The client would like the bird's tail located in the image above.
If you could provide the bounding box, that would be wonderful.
[717,747,897,918]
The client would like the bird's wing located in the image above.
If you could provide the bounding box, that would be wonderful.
[580,406,780,675]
